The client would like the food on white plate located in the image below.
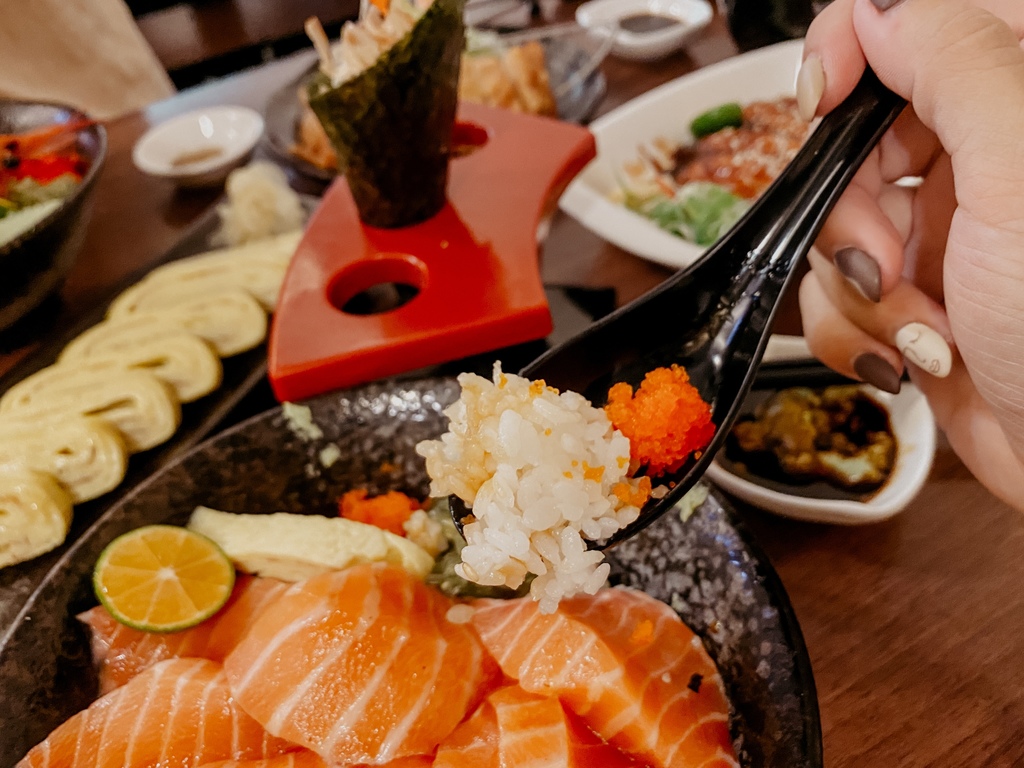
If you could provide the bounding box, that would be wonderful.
[725,384,897,494]
[54,325,222,405]
[108,229,302,313]
[0,415,127,503]
[617,96,810,246]
[417,362,714,614]
[0,367,180,453]
[186,505,436,581]
[213,161,307,247]
[0,465,73,569]
[107,287,268,357]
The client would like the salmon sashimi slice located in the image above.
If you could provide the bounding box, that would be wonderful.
[78,575,290,693]
[198,751,327,768]
[470,587,740,768]
[17,658,294,768]
[431,691,499,767]
[434,684,641,768]
[198,753,430,768]
[223,564,500,766]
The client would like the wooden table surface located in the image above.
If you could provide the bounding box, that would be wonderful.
[4,10,1023,767]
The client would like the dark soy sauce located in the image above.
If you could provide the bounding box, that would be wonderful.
[617,13,681,33]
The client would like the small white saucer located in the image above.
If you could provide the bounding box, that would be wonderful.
[705,336,938,525]
[575,0,713,62]
[132,106,264,188]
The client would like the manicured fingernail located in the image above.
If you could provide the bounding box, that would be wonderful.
[871,0,905,10]
[895,322,952,377]
[853,353,902,394]
[796,54,825,122]
[834,246,881,302]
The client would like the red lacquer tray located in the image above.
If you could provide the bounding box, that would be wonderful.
[268,102,596,402]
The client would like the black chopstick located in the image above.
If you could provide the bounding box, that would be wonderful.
[752,359,912,391]
[752,360,859,391]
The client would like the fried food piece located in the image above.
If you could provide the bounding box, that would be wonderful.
[459,41,556,116]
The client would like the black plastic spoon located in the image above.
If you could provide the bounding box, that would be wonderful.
[452,69,906,548]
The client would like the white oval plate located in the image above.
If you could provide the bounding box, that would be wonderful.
[558,38,804,270]
[576,0,714,62]
[705,336,937,525]
[133,106,264,187]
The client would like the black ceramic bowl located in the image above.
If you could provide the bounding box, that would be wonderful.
[0,99,107,332]
[0,378,822,767]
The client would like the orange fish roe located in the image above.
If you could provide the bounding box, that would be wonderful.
[604,365,715,476]
[338,489,422,536]
[612,476,652,508]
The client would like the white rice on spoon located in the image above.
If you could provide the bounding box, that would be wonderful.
[416,363,649,613]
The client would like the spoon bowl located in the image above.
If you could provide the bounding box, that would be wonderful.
[453,69,906,548]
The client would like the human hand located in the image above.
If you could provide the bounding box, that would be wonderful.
[796,0,1024,506]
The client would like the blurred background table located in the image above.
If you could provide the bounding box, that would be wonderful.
[3,6,1024,766]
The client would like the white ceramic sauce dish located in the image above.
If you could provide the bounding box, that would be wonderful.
[558,39,803,270]
[705,336,938,525]
[575,0,713,62]
[132,106,264,188]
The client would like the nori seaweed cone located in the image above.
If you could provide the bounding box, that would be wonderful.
[307,0,466,228]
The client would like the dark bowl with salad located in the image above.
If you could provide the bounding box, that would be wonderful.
[0,99,107,332]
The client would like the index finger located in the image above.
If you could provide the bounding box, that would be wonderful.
[802,0,866,115]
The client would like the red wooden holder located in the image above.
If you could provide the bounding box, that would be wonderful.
[268,102,596,402]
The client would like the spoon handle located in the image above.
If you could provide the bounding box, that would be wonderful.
[699,68,907,414]
[741,67,907,277]
[598,72,906,548]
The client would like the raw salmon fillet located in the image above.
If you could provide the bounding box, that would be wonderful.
[196,753,430,768]
[223,564,499,765]
[198,751,327,768]
[434,684,641,767]
[470,587,739,768]
[17,658,294,768]
[78,575,289,693]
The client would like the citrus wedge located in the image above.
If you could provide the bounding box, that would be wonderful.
[93,524,235,633]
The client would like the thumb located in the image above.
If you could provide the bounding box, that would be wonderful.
[851,0,1024,210]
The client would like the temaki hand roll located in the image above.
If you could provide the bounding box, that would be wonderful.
[305,0,466,228]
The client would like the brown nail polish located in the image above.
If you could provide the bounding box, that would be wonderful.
[853,353,902,394]
[834,247,882,302]
[871,0,905,10]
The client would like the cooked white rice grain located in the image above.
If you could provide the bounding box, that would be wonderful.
[415,363,647,613]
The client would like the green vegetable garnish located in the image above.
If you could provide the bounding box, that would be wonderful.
[6,175,79,208]
[423,498,530,599]
[690,102,744,139]
[626,182,749,246]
